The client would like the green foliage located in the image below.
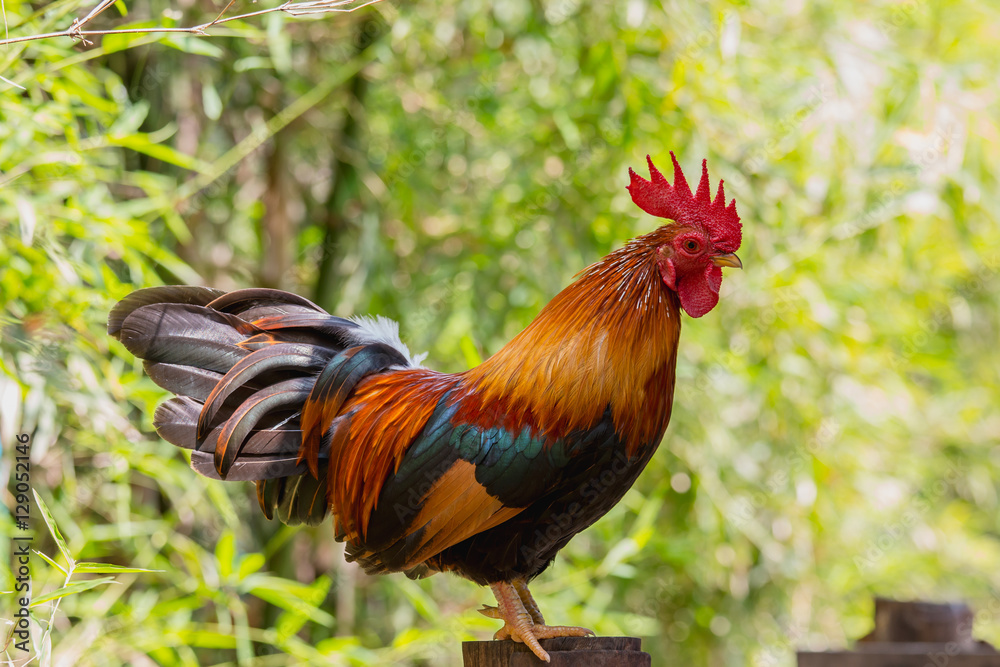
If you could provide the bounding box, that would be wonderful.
[2,0,1000,665]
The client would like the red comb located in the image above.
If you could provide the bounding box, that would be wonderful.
[627,152,742,253]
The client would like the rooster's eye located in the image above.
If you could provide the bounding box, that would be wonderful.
[682,239,701,254]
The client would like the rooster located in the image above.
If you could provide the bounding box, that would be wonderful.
[108,153,742,662]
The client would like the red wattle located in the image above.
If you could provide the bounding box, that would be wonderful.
[677,264,723,318]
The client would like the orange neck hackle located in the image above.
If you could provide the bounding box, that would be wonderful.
[461,225,685,455]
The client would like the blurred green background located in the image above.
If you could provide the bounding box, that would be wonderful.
[2,0,999,665]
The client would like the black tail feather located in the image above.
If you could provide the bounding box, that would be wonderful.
[192,451,308,482]
[113,285,409,528]
[255,464,330,525]
[144,361,227,402]
[119,304,256,372]
[206,288,325,315]
[197,343,329,441]
[108,286,225,339]
[215,378,314,477]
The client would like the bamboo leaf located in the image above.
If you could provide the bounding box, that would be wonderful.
[215,531,235,580]
[246,576,335,627]
[30,578,117,608]
[33,550,67,575]
[236,553,266,580]
[107,135,211,173]
[160,34,225,59]
[32,490,73,568]
[73,562,162,574]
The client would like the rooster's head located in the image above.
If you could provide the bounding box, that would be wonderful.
[627,153,743,318]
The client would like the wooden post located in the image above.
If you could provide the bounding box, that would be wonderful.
[798,646,1000,666]
[798,599,1000,666]
[462,636,651,667]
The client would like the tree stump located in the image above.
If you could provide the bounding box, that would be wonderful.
[463,636,651,666]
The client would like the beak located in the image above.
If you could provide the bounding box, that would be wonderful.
[711,252,743,269]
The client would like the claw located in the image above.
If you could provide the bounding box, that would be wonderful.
[478,605,502,619]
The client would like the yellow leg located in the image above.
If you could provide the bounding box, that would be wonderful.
[478,581,594,663]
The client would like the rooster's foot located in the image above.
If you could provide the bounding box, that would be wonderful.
[484,581,594,662]
[478,578,548,625]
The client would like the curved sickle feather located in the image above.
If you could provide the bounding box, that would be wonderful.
[237,328,361,352]
[156,396,308,462]
[108,286,226,338]
[248,312,361,336]
[197,343,329,441]
[207,288,325,315]
[143,361,225,402]
[215,377,314,477]
[194,450,307,481]
[300,343,410,477]
[118,303,262,372]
